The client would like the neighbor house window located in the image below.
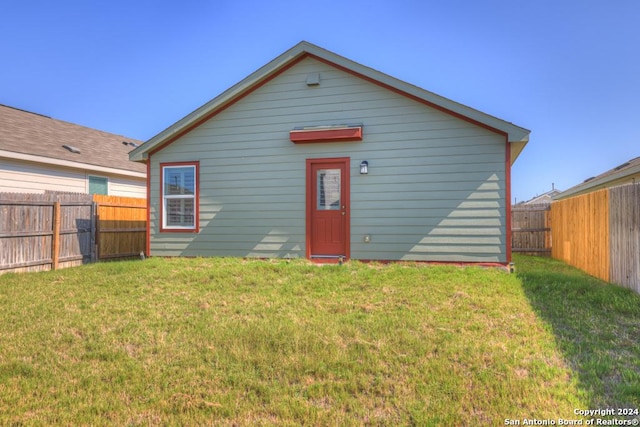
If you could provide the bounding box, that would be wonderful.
[161,162,199,232]
[89,176,108,195]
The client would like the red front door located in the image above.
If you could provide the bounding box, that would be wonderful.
[307,158,350,261]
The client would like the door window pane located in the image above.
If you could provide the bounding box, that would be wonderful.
[317,169,340,210]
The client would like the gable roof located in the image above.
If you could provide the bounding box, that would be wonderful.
[0,104,146,177]
[129,41,530,164]
[555,155,640,200]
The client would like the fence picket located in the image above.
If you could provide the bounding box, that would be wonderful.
[51,201,60,270]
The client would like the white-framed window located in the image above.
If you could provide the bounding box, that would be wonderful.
[161,162,199,232]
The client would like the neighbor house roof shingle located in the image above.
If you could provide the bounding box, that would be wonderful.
[554,155,640,200]
[0,104,146,175]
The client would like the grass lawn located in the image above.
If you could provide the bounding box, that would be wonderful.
[0,255,638,425]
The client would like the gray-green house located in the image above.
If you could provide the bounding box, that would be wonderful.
[129,41,530,265]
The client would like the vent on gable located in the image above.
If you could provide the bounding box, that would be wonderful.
[62,144,81,154]
[306,73,321,86]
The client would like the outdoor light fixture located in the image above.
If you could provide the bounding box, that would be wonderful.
[360,160,369,174]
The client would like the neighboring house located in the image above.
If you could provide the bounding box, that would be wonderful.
[554,156,640,200]
[130,41,530,265]
[517,186,562,206]
[0,104,146,197]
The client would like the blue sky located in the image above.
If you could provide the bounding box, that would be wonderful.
[2,0,638,203]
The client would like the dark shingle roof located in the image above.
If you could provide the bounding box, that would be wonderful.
[0,104,145,174]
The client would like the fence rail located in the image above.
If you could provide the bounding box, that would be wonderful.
[0,192,146,274]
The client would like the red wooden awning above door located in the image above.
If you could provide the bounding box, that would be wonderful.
[290,125,363,144]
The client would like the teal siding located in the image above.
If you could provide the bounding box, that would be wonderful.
[149,57,507,262]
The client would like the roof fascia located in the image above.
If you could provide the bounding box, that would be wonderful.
[130,41,530,163]
[129,43,311,162]
[302,47,529,165]
[301,44,530,144]
[1,149,146,179]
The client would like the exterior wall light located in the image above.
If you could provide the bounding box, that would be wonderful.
[360,160,369,174]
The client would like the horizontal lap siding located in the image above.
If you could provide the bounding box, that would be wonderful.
[150,58,506,261]
[0,159,87,194]
[108,176,146,198]
[0,158,145,196]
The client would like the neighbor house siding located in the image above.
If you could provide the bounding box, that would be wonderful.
[148,57,507,262]
[0,158,86,194]
[107,177,146,198]
[0,158,145,197]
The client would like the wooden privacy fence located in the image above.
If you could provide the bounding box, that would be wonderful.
[511,204,551,256]
[94,195,146,261]
[0,192,147,274]
[552,182,640,294]
[609,183,640,292]
[0,192,95,273]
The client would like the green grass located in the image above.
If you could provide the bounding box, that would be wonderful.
[516,255,640,410]
[0,255,638,425]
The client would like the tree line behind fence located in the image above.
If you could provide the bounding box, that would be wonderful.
[0,192,146,274]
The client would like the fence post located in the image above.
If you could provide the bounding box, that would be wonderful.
[91,201,98,262]
[51,201,61,270]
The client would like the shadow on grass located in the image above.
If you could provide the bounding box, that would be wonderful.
[515,255,640,409]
